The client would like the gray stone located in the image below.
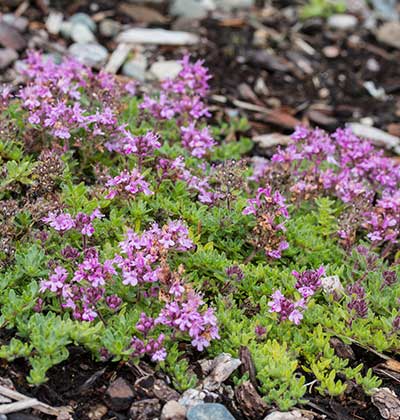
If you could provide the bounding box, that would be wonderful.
[99,19,121,38]
[71,23,96,43]
[104,43,131,74]
[129,398,161,419]
[376,22,400,49]
[46,11,64,35]
[68,43,108,68]
[321,275,344,295]
[105,377,134,411]
[264,410,315,420]
[179,389,207,410]
[149,60,182,81]
[170,0,215,19]
[203,353,242,391]
[60,21,73,39]
[0,21,26,50]
[161,400,187,420]
[327,14,358,30]
[116,28,199,45]
[2,14,28,32]
[214,0,254,10]
[348,123,400,151]
[370,0,399,21]
[122,54,148,81]
[187,403,235,420]
[253,133,292,149]
[0,48,18,69]
[69,12,96,32]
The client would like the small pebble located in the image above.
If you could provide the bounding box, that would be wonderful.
[46,11,64,35]
[69,12,96,32]
[149,60,182,81]
[327,14,358,31]
[322,45,340,58]
[0,48,18,69]
[187,403,235,420]
[122,54,148,81]
[99,19,121,38]
[69,43,108,68]
[71,23,96,44]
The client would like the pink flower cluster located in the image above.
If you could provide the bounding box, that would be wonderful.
[43,209,104,236]
[116,221,193,287]
[156,289,219,351]
[263,127,400,247]
[18,51,126,141]
[39,248,117,321]
[268,267,324,324]
[157,156,220,204]
[105,130,161,160]
[105,169,153,200]
[243,187,290,259]
[140,55,215,158]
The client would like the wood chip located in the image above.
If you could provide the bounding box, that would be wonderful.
[371,388,400,420]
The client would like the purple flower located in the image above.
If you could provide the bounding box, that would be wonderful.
[40,266,68,293]
[43,212,75,232]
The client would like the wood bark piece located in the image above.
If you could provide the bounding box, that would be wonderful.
[235,381,268,419]
[371,388,400,420]
[0,384,72,418]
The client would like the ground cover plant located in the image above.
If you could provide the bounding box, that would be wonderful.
[0,51,399,413]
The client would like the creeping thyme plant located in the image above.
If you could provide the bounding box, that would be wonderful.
[0,51,399,409]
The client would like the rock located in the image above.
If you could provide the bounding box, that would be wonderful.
[235,381,268,419]
[87,403,109,420]
[129,398,161,420]
[264,410,315,420]
[170,0,215,19]
[370,0,399,21]
[119,3,167,23]
[71,23,96,44]
[348,123,400,151]
[134,375,180,402]
[371,388,400,420]
[253,133,292,149]
[308,110,338,128]
[187,403,236,420]
[376,22,400,50]
[46,11,64,35]
[69,13,96,32]
[69,43,108,68]
[116,28,199,45]
[99,19,121,38]
[214,0,254,10]
[327,14,358,31]
[322,45,340,58]
[60,22,73,39]
[122,54,148,81]
[203,353,241,391]
[105,377,134,411]
[161,400,187,420]
[387,123,400,137]
[0,48,18,70]
[321,275,344,295]
[366,57,380,72]
[1,14,28,32]
[0,22,26,50]
[149,60,182,81]
[104,43,131,74]
[179,389,207,410]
